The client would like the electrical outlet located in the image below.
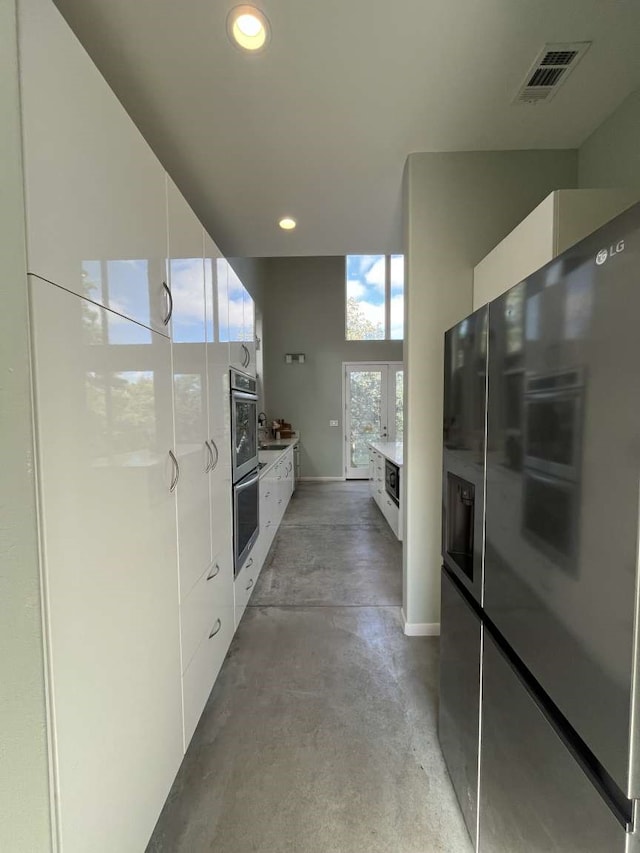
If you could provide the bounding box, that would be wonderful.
[329,420,339,427]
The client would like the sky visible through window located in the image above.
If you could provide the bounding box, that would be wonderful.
[346,254,404,340]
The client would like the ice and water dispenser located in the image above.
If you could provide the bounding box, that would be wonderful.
[445,473,475,581]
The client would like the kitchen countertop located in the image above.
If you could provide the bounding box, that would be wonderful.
[258,436,299,478]
[368,441,403,467]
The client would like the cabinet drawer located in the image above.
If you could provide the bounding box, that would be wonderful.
[182,606,233,746]
[180,551,233,672]
[382,494,400,537]
[234,552,259,627]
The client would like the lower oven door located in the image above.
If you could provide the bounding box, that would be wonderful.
[233,468,260,575]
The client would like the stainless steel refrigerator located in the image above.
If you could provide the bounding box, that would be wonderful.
[440,201,640,851]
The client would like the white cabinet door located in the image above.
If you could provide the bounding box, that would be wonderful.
[204,233,234,612]
[167,179,213,602]
[29,276,183,853]
[228,264,255,374]
[19,0,170,335]
[205,234,230,438]
[182,596,234,744]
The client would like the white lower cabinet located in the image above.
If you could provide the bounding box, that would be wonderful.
[182,599,234,745]
[369,446,402,540]
[233,445,297,627]
[381,493,400,538]
[180,549,233,676]
[30,277,184,853]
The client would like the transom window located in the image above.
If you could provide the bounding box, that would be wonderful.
[345,254,404,341]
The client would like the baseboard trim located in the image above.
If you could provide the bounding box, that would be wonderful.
[298,476,346,482]
[402,610,440,636]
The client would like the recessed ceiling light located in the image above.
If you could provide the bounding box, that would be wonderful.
[279,217,296,230]
[227,5,270,52]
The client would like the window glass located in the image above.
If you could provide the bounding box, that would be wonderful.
[390,254,404,340]
[345,254,404,341]
[346,255,385,340]
[395,370,404,439]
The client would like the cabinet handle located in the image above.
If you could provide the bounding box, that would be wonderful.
[162,281,173,326]
[208,618,222,639]
[246,578,254,591]
[205,440,214,473]
[265,491,271,498]
[207,562,220,580]
[169,450,180,492]
[278,498,282,505]
[209,437,219,470]
[241,343,250,368]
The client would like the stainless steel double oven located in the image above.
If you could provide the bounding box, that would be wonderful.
[231,369,259,574]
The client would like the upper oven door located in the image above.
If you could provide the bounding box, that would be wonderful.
[523,378,583,482]
[231,390,258,483]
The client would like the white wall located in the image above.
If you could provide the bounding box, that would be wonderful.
[0,0,53,848]
[579,88,640,190]
[402,150,577,631]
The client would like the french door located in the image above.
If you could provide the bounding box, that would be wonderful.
[344,362,403,479]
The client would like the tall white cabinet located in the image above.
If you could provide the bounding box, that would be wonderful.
[29,279,184,853]
[473,189,639,310]
[9,0,253,849]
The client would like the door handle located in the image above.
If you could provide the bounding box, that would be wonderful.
[169,450,180,492]
[205,440,214,473]
[209,437,219,470]
[162,281,173,326]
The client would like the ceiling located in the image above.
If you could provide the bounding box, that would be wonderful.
[53,0,640,258]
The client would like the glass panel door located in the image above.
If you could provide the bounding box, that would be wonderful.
[345,365,386,478]
[344,362,404,478]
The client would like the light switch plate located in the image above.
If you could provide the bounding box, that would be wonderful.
[329,420,339,427]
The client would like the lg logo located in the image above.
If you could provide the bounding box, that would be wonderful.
[596,240,625,265]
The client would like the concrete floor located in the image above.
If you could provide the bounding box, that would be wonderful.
[147,481,472,853]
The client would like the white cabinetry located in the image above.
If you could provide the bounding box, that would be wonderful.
[19,0,171,335]
[181,547,234,744]
[29,277,183,853]
[233,444,297,627]
[168,180,234,743]
[168,178,211,602]
[473,189,639,310]
[368,445,402,540]
[12,0,244,848]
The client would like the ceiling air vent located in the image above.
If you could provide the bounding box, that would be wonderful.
[514,42,591,105]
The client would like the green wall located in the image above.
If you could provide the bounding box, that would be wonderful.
[261,256,402,478]
[403,149,578,630]
[579,89,640,190]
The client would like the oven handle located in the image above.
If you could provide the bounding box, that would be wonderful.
[235,471,260,492]
[232,390,258,403]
